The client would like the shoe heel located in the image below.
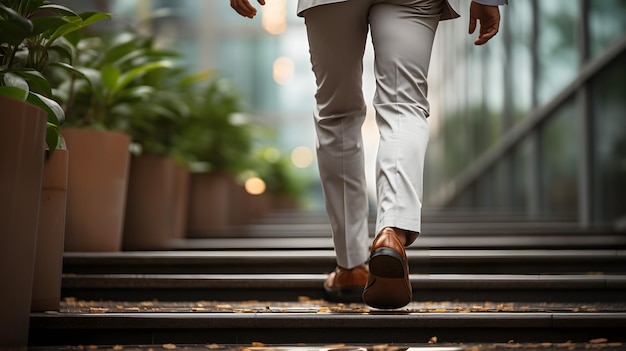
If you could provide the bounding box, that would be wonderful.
[362,276,412,309]
[369,248,405,278]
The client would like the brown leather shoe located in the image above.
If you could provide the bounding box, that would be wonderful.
[324,265,369,302]
[362,227,412,309]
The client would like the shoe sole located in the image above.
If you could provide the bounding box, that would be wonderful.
[362,275,412,309]
[368,247,406,278]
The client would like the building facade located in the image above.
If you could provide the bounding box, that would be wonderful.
[427,0,626,226]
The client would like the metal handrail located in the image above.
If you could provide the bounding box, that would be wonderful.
[430,34,626,208]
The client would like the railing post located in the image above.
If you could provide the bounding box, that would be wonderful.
[577,0,593,227]
[529,0,542,218]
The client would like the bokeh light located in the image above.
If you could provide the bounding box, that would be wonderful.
[245,177,267,195]
[273,56,295,85]
[262,0,287,35]
[291,146,314,169]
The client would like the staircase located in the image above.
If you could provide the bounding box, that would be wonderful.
[29,210,626,347]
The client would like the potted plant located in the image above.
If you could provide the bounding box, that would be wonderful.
[0,0,108,346]
[120,33,210,250]
[180,77,257,235]
[55,30,171,252]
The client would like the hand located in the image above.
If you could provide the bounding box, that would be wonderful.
[468,2,500,45]
[231,0,266,19]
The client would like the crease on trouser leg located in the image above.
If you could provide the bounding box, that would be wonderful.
[315,114,370,269]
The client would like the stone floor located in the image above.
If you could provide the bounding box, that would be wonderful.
[27,341,626,351]
[56,298,626,314]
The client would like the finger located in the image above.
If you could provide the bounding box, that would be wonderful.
[477,17,500,44]
[475,28,497,45]
[468,16,477,34]
[231,0,257,18]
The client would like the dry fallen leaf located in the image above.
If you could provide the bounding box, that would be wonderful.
[89,307,109,313]
[428,336,438,344]
[113,345,124,351]
[590,339,608,344]
[324,344,346,349]
[251,342,265,347]
[206,344,221,349]
[162,344,177,349]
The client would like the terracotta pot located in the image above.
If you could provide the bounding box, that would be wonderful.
[0,96,46,347]
[237,189,273,224]
[272,194,299,210]
[187,172,240,235]
[32,147,68,312]
[123,155,190,250]
[62,129,131,252]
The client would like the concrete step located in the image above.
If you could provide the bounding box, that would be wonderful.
[61,273,626,302]
[63,249,626,275]
[187,222,620,239]
[173,233,626,250]
[30,303,626,346]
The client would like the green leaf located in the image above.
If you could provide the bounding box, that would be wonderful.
[39,4,78,17]
[0,85,28,101]
[72,66,100,87]
[3,72,29,92]
[0,4,33,45]
[20,0,46,16]
[48,42,74,63]
[49,62,91,85]
[78,11,111,27]
[124,85,155,100]
[97,33,143,67]
[180,70,214,87]
[27,91,65,126]
[47,12,110,44]
[31,16,67,37]
[47,16,82,43]
[101,65,120,92]
[117,60,173,91]
[45,121,60,154]
[11,69,51,96]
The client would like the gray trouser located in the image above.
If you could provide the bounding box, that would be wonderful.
[303,0,442,268]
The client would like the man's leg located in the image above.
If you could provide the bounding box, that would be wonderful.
[371,0,442,244]
[303,1,371,269]
[362,0,442,309]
